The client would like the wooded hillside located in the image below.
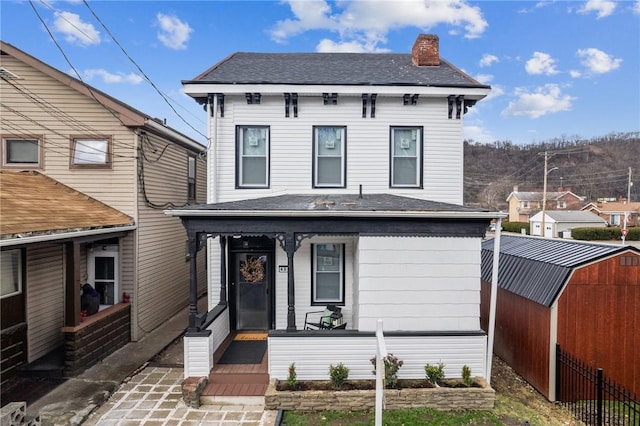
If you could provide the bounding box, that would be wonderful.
[463,132,640,210]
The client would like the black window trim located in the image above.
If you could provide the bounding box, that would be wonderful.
[235,125,271,189]
[389,125,424,189]
[310,243,346,306]
[312,125,347,189]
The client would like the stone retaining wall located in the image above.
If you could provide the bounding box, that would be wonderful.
[264,379,495,412]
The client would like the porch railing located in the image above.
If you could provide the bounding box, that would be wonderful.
[556,344,639,425]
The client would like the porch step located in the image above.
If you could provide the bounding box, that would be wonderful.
[203,372,269,397]
[210,372,269,384]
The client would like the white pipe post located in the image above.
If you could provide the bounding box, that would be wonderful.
[375,319,386,426]
[486,217,502,384]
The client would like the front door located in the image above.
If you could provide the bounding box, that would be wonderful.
[230,245,273,330]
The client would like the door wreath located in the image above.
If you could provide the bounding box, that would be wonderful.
[240,257,265,283]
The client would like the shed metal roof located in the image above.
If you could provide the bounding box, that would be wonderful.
[185,52,489,89]
[481,235,638,307]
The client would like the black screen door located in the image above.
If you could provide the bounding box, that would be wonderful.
[233,253,269,330]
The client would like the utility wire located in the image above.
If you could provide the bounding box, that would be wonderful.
[81,0,208,141]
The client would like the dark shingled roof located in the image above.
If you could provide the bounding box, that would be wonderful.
[481,235,639,307]
[186,52,489,89]
[178,193,487,213]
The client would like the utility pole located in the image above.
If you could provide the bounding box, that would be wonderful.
[623,167,633,234]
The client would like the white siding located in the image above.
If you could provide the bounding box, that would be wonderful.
[210,94,464,205]
[357,236,482,332]
[26,244,64,362]
[185,308,229,378]
[269,334,486,380]
[273,236,356,330]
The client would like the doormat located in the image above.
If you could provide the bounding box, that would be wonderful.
[234,332,268,341]
[218,340,267,364]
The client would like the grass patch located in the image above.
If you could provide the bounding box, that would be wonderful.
[283,407,505,426]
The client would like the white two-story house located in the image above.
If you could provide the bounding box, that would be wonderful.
[170,34,501,386]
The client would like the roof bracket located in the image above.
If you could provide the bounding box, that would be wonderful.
[323,93,338,105]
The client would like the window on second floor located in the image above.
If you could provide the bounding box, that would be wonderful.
[390,126,423,188]
[313,126,346,188]
[237,126,269,188]
[187,155,196,201]
[2,136,42,169]
[70,137,112,169]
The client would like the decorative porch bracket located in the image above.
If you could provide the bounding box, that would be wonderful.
[276,232,316,331]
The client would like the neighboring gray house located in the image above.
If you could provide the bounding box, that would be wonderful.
[529,210,606,238]
[170,34,503,386]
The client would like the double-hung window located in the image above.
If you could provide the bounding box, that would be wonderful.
[187,155,196,201]
[1,249,22,299]
[312,243,344,305]
[70,136,112,169]
[390,126,423,188]
[88,244,119,308]
[237,126,269,188]
[2,136,42,169]
[313,126,346,188]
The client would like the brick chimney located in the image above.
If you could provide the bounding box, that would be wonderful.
[412,34,440,66]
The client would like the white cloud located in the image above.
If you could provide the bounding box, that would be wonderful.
[316,39,389,53]
[53,11,100,46]
[473,73,493,84]
[576,48,622,74]
[81,69,143,84]
[634,1,640,14]
[156,13,193,50]
[569,69,582,78]
[464,121,494,143]
[271,0,488,52]
[479,54,498,67]
[525,52,558,75]
[502,84,575,119]
[578,0,616,18]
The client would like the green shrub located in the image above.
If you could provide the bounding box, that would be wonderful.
[370,354,404,389]
[461,365,473,387]
[424,362,445,385]
[287,362,297,387]
[571,227,639,241]
[329,362,349,389]
[502,221,530,234]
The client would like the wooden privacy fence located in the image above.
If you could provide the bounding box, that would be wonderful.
[556,344,639,425]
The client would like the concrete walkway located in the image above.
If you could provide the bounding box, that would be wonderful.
[82,366,276,426]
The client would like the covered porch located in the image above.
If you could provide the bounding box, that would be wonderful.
[167,194,497,384]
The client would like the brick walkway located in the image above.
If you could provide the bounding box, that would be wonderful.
[82,366,277,426]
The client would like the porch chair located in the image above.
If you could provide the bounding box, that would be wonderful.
[304,305,344,330]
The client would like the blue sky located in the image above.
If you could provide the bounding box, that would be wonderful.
[2,0,639,146]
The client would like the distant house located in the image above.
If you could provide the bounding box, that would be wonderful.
[581,201,640,227]
[506,186,584,223]
[0,41,207,385]
[170,34,503,388]
[480,235,640,399]
[529,210,606,238]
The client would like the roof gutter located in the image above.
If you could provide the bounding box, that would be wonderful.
[165,209,507,220]
[1,225,137,247]
[144,119,206,152]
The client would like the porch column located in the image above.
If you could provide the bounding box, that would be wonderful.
[283,233,297,331]
[187,232,199,331]
[219,236,227,305]
[64,241,81,326]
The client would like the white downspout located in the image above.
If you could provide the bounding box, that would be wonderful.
[485,217,502,384]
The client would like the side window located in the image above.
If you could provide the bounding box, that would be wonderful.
[70,137,112,169]
[88,245,119,309]
[313,126,346,188]
[188,155,196,202]
[1,249,22,299]
[236,126,269,188]
[312,243,344,305]
[390,126,422,188]
[1,136,42,169]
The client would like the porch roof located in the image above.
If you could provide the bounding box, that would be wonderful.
[1,171,135,244]
[167,193,498,219]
